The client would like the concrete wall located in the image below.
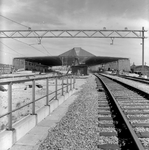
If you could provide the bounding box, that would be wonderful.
[13,59,49,72]
[117,59,130,71]
[103,59,130,72]
[88,64,102,72]
[13,59,25,71]
[0,89,75,150]
[88,59,130,72]
[104,61,118,70]
[133,65,149,76]
[0,64,13,74]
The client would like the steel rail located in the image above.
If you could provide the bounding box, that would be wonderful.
[0,73,41,79]
[95,73,145,150]
[119,75,149,85]
[101,74,149,97]
[0,74,69,85]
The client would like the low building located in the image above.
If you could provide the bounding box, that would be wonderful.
[87,57,130,73]
[71,65,88,75]
[13,59,49,72]
[13,56,62,73]
[0,64,13,74]
[104,59,130,72]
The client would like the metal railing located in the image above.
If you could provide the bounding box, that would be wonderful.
[0,74,75,130]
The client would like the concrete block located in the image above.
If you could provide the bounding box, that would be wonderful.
[49,100,57,113]
[0,130,14,150]
[16,133,45,146]
[36,106,50,123]
[13,115,36,142]
[29,126,49,135]
[64,93,69,101]
[8,145,34,150]
[55,99,59,109]
[58,96,64,105]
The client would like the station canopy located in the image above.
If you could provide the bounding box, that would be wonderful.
[85,56,128,66]
[15,56,62,66]
[14,47,129,66]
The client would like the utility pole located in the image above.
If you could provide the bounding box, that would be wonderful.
[142,27,145,75]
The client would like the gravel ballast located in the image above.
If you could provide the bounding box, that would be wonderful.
[38,75,101,150]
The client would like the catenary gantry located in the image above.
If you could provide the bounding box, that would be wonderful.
[0,29,146,38]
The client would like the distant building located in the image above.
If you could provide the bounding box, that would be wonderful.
[88,58,130,73]
[13,59,49,72]
[104,59,130,72]
[131,65,149,76]
[71,65,88,75]
[0,63,13,74]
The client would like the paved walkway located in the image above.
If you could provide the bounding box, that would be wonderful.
[9,77,87,150]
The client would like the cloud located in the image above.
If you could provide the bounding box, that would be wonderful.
[0,0,149,65]
[1,0,148,30]
[85,0,148,19]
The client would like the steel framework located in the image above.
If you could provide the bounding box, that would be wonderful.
[0,29,147,39]
[0,27,147,74]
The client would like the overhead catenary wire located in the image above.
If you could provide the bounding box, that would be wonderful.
[0,15,41,44]
[1,15,49,57]
[40,43,51,56]
[0,41,25,56]
[0,15,31,30]
[0,47,20,56]
[12,38,48,55]
[1,15,54,66]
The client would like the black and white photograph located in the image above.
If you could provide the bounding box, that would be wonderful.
[0,0,149,149]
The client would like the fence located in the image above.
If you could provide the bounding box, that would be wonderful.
[0,74,75,131]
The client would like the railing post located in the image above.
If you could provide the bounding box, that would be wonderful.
[73,75,75,89]
[66,75,68,93]
[62,76,64,96]
[55,77,58,100]
[32,79,36,115]
[7,82,13,130]
[46,78,49,105]
[70,75,72,91]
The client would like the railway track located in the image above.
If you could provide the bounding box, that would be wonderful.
[119,75,149,85]
[95,73,149,150]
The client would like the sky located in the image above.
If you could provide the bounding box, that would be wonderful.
[0,0,149,66]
